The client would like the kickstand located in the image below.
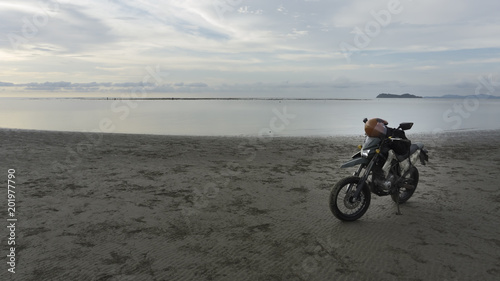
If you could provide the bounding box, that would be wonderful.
[395,187,402,215]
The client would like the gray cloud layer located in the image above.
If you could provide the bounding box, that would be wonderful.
[1,0,500,98]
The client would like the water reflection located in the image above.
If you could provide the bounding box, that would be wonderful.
[0,98,498,136]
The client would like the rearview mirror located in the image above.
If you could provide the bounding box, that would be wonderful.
[398,122,414,130]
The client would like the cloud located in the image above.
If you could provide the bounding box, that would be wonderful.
[0,78,483,99]
[186,82,208,87]
[237,6,263,15]
[414,65,439,71]
[1,0,499,98]
[10,81,153,91]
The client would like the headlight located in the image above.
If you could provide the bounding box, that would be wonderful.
[361,149,370,158]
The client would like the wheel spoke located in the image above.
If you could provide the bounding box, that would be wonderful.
[330,176,371,221]
[337,184,365,216]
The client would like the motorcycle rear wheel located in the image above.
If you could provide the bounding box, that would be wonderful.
[391,167,419,204]
[329,176,371,221]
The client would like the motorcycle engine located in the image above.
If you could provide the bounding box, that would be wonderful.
[375,174,395,191]
[371,164,396,193]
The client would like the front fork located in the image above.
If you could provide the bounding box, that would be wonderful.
[353,164,364,178]
[349,154,379,199]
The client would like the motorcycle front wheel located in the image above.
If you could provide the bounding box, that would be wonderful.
[329,176,371,221]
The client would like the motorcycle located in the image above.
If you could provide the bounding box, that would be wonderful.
[329,118,429,221]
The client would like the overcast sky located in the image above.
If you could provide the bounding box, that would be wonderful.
[1,0,500,98]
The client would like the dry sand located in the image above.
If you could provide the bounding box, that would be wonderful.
[0,129,499,281]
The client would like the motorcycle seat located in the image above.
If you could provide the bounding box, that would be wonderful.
[396,143,423,162]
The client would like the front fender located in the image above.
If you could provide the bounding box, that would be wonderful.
[341,156,369,168]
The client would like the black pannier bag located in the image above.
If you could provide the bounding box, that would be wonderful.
[389,139,411,155]
[386,127,410,155]
[386,127,407,139]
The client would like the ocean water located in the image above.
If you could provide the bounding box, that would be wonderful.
[0,98,499,136]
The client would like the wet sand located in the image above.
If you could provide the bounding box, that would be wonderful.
[0,129,499,280]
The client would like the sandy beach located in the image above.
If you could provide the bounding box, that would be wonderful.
[1,128,499,281]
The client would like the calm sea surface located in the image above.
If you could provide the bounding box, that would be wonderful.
[0,98,499,136]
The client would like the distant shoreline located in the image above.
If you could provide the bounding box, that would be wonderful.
[2,126,499,139]
[1,95,499,100]
[0,97,370,101]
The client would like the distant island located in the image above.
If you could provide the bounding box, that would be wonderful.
[377,93,422,99]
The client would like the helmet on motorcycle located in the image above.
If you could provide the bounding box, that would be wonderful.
[364,118,388,137]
